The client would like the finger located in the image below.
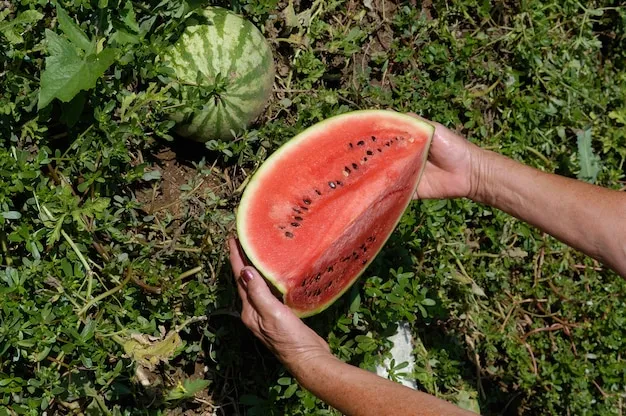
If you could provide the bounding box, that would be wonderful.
[228,238,247,275]
[228,238,249,304]
[240,266,286,319]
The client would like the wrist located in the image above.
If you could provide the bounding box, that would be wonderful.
[467,146,494,203]
[283,348,337,382]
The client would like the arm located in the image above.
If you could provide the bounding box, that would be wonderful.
[228,239,474,416]
[288,353,475,416]
[472,150,626,277]
[414,119,626,278]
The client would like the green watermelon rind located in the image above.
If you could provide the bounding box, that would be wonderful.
[237,110,435,318]
[161,7,275,142]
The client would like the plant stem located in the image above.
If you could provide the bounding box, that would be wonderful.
[78,267,132,316]
[177,265,203,281]
[61,229,94,299]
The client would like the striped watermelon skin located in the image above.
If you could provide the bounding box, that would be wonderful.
[162,7,275,142]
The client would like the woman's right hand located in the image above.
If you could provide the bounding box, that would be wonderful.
[411,116,483,200]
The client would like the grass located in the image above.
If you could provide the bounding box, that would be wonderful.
[1,0,625,414]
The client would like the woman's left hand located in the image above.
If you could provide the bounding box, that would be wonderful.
[228,238,331,369]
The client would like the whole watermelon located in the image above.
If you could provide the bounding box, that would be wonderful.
[162,7,275,142]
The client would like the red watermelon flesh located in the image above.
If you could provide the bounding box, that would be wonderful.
[237,110,434,317]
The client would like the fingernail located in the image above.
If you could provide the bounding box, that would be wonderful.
[240,268,254,284]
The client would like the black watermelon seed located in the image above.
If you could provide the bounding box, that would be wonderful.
[300,206,309,211]
[357,140,365,146]
[315,273,321,281]
[363,157,368,162]
[285,232,294,238]
[294,216,303,221]
[349,143,354,149]
[352,163,358,170]
[315,288,321,296]
[363,247,368,252]
[303,198,311,205]
[301,279,307,287]
[367,150,373,156]
[385,142,391,147]
[291,222,301,227]
[279,226,286,230]
[336,180,342,186]
[377,148,382,152]
[344,166,351,174]
[328,181,336,189]
[371,136,377,142]
[293,207,302,214]
[327,266,334,272]
[315,189,321,195]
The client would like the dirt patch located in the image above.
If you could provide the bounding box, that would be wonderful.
[343,0,401,94]
[135,146,220,219]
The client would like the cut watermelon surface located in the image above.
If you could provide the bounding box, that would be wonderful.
[237,110,434,317]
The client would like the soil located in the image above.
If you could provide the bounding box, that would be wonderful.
[135,145,219,219]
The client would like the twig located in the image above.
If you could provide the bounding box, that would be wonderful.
[573,264,603,271]
[592,380,609,399]
[523,342,538,376]
[521,323,564,342]
[131,274,162,295]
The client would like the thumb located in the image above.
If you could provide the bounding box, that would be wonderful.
[240,267,285,317]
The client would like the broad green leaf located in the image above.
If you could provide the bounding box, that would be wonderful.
[55,4,92,52]
[576,128,601,183]
[38,30,117,109]
[0,10,43,44]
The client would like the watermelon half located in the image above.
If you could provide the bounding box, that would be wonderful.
[161,7,275,142]
[237,110,434,317]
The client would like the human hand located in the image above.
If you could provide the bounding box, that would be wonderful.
[228,238,331,370]
[411,115,483,200]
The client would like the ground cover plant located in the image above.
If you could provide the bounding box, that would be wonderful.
[0,0,625,415]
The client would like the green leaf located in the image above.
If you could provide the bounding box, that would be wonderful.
[1,211,21,220]
[38,30,117,109]
[120,1,140,33]
[164,378,210,401]
[55,3,92,52]
[576,128,601,183]
[277,377,291,386]
[421,298,436,306]
[0,10,43,44]
[142,170,161,181]
[283,383,298,399]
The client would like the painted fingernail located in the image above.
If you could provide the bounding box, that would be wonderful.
[240,268,254,284]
